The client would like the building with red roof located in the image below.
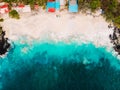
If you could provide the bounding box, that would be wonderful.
[0,2,9,14]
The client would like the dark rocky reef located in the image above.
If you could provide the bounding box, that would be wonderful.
[0,27,10,55]
[109,24,120,54]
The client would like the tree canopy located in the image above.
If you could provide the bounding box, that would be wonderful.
[89,0,101,11]
[114,16,120,28]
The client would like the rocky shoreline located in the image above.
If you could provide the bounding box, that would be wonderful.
[109,25,120,55]
[0,26,10,55]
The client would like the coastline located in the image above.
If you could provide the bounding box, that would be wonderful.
[1,1,120,89]
[1,10,115,56]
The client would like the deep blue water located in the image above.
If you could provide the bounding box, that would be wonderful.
[0,40,120,90]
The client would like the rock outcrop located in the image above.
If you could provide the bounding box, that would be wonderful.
[0,26,10,55]
[109,25,120,54]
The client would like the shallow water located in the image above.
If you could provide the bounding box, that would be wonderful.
[0,40,120,90]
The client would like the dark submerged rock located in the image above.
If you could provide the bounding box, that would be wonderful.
[0,27,10,55]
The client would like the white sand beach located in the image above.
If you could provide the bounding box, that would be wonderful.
[1,10,113,49]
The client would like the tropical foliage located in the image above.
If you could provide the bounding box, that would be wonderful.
[78,0,101,11]
[9,10,20,19]
[101,0,118,20]
[0,18,4,22]
[89,0,101,11]
[2,0,47,6]
[114,16,120,28]
[0,27,2,35]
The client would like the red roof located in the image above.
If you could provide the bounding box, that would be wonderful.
[0,5,8,8]
[18,4,25,8]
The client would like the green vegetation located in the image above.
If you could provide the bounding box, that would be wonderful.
[42,3,46,10]
[0,27,2,35]
[100,0,120,27]
[78,0,100,11]
[9,10,20,19]
[89,0,101,11]
[2,0,47,9]
[101,0,118,20]
[114,16,120,28]
[0,18,4,22]
[21,0,47,6]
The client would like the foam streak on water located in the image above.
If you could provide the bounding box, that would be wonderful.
[0,40,120,90]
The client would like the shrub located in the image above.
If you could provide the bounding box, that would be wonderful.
[0,27,2,35]
[78,0,89,10]
[0,18,4,22]
[9,10,20,19]
[89,0,101,11]
[114,16,120,28]
[42,4,46,10]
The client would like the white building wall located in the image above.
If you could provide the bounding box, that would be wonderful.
[60,0,66,5]
[22,5,31,12]
[0,7,8,14]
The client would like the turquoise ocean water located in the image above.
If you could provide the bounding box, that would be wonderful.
[0,39,120,90]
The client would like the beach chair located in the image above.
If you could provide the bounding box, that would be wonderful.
[46,0,55,12]
[46,0,60,12]
[69,0,78,13]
